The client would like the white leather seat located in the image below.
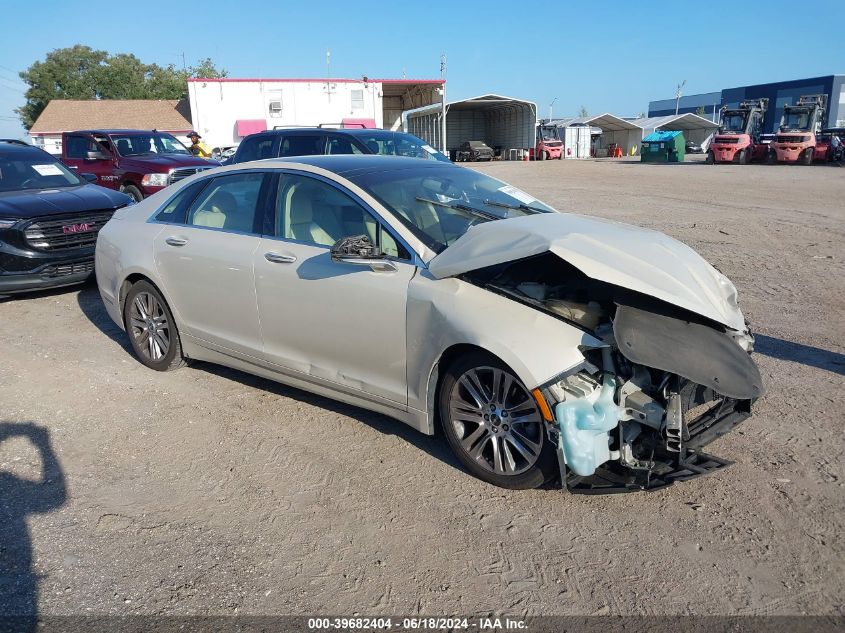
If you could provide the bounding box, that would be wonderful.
[286,184,343,246]
[192,189,238,229]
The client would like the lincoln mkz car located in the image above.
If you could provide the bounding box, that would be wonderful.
[95,155,762,492]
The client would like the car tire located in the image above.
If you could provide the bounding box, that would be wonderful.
[739,148,749,165]
[705,151,714,164]
[438,351,558,489]
[120,184,143,202]
[123,280,186,372]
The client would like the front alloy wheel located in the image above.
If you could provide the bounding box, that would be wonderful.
[439,353,557,489]
[123,280,185,371]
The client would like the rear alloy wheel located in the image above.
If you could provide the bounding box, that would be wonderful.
[123,280,185,371]
[439,352,557,489]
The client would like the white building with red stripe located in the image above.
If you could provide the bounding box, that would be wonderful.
[186,77,445,149]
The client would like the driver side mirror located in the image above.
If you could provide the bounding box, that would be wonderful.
[330,234,396,272]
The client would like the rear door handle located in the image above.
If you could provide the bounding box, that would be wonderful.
[165,236,188,247]
[264,251,297,264]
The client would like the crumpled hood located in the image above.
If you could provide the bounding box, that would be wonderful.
[427,213,747,331]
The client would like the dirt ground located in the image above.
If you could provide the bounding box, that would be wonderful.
[0,158,843,618]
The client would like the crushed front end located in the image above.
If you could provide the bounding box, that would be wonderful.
[462,252,763,493]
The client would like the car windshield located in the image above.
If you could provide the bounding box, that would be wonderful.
[781,110,811,131]
[0,152,82,192]
[350,165,555,254]
[354,132,450,162]
[110,133,191,156]
[720,113,747,133]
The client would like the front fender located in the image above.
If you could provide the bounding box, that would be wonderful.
[407,273,602,417]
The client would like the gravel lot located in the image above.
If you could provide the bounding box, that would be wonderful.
[0,158,843,618]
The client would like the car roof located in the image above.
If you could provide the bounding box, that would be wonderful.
[340,129,411,137]
[0,142,56,159]
[246,127,418,139]
[249,127,346,137]
[257,154,459,177]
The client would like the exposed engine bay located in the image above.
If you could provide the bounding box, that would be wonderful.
[462,252,764,493]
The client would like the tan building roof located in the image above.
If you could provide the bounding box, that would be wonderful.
[29,99,193,135]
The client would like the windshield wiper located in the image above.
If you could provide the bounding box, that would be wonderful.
[482,199,546,214]
[415,196,500,221]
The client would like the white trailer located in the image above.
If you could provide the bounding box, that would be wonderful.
[187,77,444,149]
[562,124,592,159]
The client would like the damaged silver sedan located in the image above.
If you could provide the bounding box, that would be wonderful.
[95,155,762,493]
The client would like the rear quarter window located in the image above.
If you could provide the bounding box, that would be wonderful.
[236,136,275,162]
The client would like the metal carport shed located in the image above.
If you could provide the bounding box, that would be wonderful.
[406,94,537,159]
[633,113,719,147]
[551,113,643,157]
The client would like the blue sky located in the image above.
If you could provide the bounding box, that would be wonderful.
[1,0,843,138]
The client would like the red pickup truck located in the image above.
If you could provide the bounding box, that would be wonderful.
[61,129,218,201]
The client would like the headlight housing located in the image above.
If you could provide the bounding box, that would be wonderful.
[0,218,19,230]
[141,173,169,187]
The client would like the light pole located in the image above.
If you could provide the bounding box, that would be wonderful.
[675,80,686,115]
[440,53,447,153]
[549,97,557,122]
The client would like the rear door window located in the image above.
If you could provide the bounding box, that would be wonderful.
[154,179,209,224]
[185,172,267,233]
[279,135,326,157]
[236,136,275,162]
[326,135,365,155]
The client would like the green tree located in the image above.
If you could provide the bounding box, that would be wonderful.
[16,47,227,129]
[695,106,706,116]
[578,105,589,118]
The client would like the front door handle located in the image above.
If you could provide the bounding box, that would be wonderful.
[165,236,188,247]
[264,251,297,264]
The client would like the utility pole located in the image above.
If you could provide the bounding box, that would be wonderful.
[440,53,447,153]
[325,49,333,103]
[675,80,686,115]
[549,97,557,122]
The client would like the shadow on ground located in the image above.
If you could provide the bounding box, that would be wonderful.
[755,334,845,376]
[75,285,465,477]
[0,422,66,633]
[75,281,132,353]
